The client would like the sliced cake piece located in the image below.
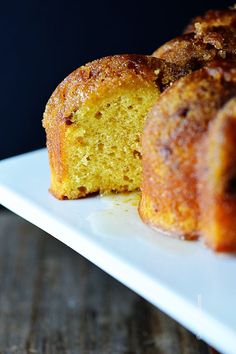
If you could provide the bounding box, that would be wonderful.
[43,54,184,199]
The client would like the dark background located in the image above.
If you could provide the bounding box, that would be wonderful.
[0,0,233,160]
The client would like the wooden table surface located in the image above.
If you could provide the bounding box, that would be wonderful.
[0,210,216,354]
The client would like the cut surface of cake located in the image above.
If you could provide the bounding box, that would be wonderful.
[43,54,184,199]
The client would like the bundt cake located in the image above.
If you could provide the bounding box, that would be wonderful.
[43,5,236,252]
[43,54,185,199]
[139,61,236,251]
[153,8,236,71]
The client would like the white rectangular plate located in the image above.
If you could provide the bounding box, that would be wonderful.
[0,149,236,354]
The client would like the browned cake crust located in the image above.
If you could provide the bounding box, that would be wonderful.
[153,7,236,72]
[43,54,186,199]
[139,61,236,244]
[153,29,236,71]
[184,8,236,34]
[153,33,221,70]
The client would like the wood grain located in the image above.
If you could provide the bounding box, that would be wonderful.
[0,211,213,354]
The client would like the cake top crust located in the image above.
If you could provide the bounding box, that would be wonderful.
[43,54,185,128]
[145,60,236,152]
[184,8,236,34]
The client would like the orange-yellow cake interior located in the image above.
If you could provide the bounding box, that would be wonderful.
[58,86,160,199]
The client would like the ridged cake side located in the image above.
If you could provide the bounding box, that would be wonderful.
[139,61,236,241]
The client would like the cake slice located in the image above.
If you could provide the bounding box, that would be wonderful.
[43,54,185,199]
